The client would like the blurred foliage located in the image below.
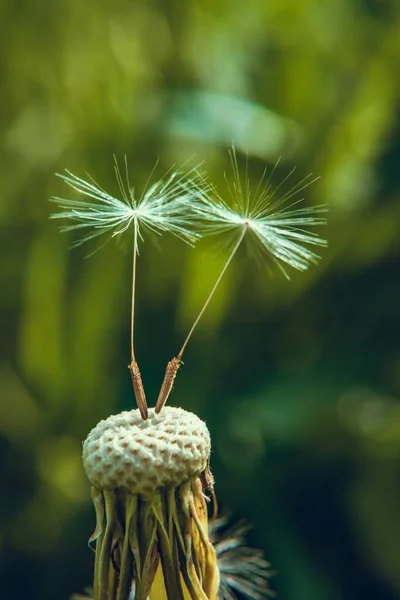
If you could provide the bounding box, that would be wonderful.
[1,0,400,599]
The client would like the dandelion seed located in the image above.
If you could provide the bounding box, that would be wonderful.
[50,158,204,420]
[155,148,327,412]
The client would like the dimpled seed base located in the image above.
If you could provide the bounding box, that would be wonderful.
[82,407,211,495]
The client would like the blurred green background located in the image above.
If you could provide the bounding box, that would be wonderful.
[1,0,400,598]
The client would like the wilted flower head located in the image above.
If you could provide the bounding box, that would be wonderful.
[82,407,219,600]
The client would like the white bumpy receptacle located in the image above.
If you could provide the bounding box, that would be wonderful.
[82,406,211,496]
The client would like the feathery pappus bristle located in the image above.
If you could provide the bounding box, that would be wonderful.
[50,157,204,250]
[191,148,327,278]
[210,518,275,600]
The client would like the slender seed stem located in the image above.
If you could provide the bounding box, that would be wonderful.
[128,221,148,419]
[177,228,246,360]
[131,221,138,364]
[155,228,247,413]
